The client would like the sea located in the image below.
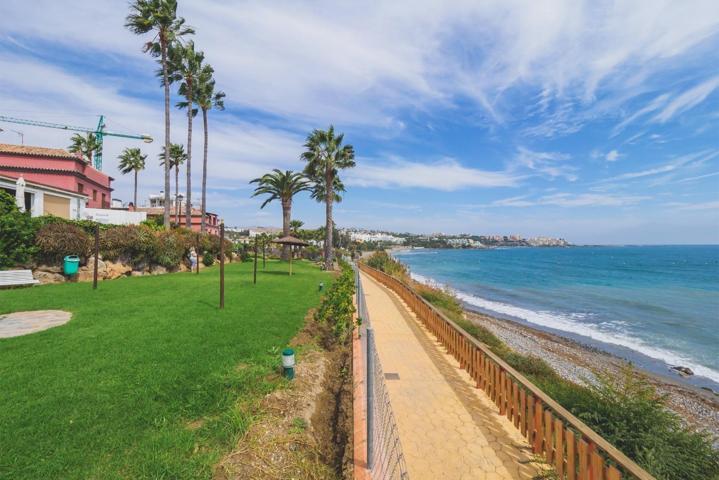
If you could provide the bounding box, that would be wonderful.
[393,246,719,390]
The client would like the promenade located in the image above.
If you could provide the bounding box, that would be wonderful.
[359,271,540,480]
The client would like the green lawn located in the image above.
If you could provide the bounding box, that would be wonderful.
[0,259,332,479]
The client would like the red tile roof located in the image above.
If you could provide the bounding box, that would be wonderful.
[0,143,83,160]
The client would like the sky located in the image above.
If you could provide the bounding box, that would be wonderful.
[1,0,718,244]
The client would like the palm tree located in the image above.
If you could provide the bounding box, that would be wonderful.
[194,64,226,233]
[168,41,203,228]
[289,219,304,235]
[159,143,186,224]
[301,126,355,270]
[68,133,100,164]
[250,170,311,260]
[118,148,147,207]
[126,0,193,229]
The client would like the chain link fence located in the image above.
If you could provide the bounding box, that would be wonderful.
[356,267,410,480]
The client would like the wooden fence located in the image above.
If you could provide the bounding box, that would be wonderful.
[358,263,656,480]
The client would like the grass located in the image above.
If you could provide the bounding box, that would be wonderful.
[0,259,332,479]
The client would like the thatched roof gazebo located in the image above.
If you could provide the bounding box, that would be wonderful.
[273,235,309,275]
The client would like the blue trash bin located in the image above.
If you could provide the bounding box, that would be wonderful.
[63,255,80,276]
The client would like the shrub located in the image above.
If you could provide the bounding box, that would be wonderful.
[0,190,38,268]
[315,262,355,343]
[154,230,191,268]
[100,225,156,267]
[235,244,251,262]
[202,251,215,267]
[365,250,408,279]
[35,222,92,264]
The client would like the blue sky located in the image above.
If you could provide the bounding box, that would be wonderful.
[1,0,718,244]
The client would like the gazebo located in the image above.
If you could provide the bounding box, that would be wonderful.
[273,235,309,275]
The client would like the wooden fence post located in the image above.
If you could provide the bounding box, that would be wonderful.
[219,222,225,309]
[93,224,99,290]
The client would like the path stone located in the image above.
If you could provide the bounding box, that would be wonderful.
[0,310,72,338]
[360,272,541,480]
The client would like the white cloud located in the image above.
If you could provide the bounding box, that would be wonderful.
[652,76,719,123]
[346,157,520,190]
[611,94,669,136]
[605,150,620,162]
[670,200,719,211]
[2,0,719,127]
[601,150,718,182]
[491,192,648,208]
[513,147,577,181]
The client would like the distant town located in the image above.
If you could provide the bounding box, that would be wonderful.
[344,229,570,249]
[223,226,571,250]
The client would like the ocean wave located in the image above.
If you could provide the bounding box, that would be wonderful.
[410,272,719,384]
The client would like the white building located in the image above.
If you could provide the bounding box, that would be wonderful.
[349,231,405,244]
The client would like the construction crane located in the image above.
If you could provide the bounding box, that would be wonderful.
[0,115,152,171]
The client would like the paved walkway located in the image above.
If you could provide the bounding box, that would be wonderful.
[0,310,72,338]
[360,272,540,480]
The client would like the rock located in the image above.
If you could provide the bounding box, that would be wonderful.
[76,266,95,283]
[150,265,167,275]
[33,270,65,284]
[36,264,63,274]
[671,366,694,377]
[105,261,132,280]
[700,386,717,395]
[86,256,107,273]
[130,271,144,277]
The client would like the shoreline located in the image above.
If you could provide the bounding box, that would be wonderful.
[464,308,719,438]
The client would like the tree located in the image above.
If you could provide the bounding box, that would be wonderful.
[301,126,355,270]
[0,190,37,268]
[250,169,311,260]
[194,64,225,233]
[159,143,186,224]
[118,148,147,207]
[167,40,203,228]
[289,219,304,235]
[126,0,193,229]
[68,133,100,164]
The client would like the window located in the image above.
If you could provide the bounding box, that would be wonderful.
[78,184,84,194]
[101,193,106,208]
[93,190,97,201]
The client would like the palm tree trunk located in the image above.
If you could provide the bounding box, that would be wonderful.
[324,169,334,270]
[282,200,291,261]
[201,108,209,233]
[175,165,179,225]
[185,82,193,230]
[134,170,138,207]
[161,37,171,230]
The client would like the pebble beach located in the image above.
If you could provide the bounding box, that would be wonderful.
[465,309,719,439]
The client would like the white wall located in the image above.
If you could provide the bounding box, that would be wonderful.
[83,208,146,225]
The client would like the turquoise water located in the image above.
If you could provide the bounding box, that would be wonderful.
[394,246,719,387]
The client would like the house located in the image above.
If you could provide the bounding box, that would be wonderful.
[0,143,113,209]
[134,205,220,235]
[0,174,87,219]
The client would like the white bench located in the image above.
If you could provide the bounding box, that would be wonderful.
[0,270,40,288]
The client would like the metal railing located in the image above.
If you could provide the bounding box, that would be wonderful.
[358,263,655,480]
[356,267,410,480]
